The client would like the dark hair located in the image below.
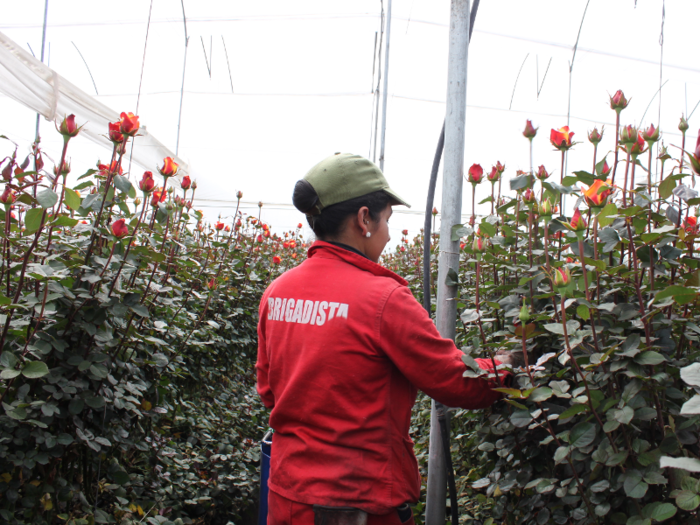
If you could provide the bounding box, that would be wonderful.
[292,180,392,239]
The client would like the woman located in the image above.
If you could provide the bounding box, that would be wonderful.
[256,153,510,525]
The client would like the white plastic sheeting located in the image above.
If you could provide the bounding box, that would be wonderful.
[0,1,699,237]
[0,30,188,178]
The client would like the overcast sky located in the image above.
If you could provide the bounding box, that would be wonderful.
[1,0,699,246]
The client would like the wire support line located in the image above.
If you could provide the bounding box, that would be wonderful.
[129,0,154,175]
[71,41,98,95]
[222,36,234,93]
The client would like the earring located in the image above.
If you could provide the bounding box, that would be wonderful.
[366,232,371,238]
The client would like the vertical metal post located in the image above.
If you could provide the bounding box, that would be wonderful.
[34,0,49,141]
[425,1,470,523]
[378,0,392,171]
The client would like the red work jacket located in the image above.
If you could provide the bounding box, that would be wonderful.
[256,241,503,514]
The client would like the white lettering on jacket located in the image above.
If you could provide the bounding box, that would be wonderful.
[267,297,349,325]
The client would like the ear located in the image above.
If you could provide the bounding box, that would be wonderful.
[356,206,371,236]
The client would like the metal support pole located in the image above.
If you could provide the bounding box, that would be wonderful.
[425,1,470,523]
[34,0,49,141]
[378,0,392,172]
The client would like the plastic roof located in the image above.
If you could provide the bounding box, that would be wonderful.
[1,0,699,239]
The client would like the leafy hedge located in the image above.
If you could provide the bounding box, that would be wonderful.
[0,118,307,525]
[384,91,700,525]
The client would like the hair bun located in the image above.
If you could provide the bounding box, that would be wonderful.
[292,180,320,215]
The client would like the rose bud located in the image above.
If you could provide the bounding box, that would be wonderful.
[600,159,612,177]
[495,161,505,175]
[564,208,587,231]
[519,305,531,323]
[432,207,438,216]
[679,115,690,133]
[553,266,571,288]
[609,90,629,114]
[119,112,140,136]
[628,132,648,157]
[642,124,660,144]
[487,166,500,182]
[158,157,179,178]
[688,132,700,176]
[583,179,612,208]
[539,198,553,217]
[191,181,197,190]
[181,175,191,190]
[402,229,409,236]
[289,240,297,249]
[523,120,538,140]
[257,234,263,243]
[215,221,225,230]
[139,171,155,193]
[258,201,264,208]
[236,191,243,199]
[619,124,637,145]
[111,218,129,238]
[150,188,164,207]
[206,278,217,290]
[550,126,575,151]
[468,164,483,184]
[134,197,142,206]
[472,236,486,253]
[108,121,124,144]
[587,127,603,145]
[273,255,282,264]
[0,187,16,205]
[400,246,406,253]
[58,114,82,140]
[536,165,550,181]
[523,188,536,204]
[684,216,698,236]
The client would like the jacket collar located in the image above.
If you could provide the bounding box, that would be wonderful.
[307,240,408,286]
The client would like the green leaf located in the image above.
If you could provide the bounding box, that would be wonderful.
[659,176,677,199]
[569,422,596,448]
[543,320,579,335]
[36,188,58,209]
[529,387,552,403]
[445,268,459,286]
[634,351,666,366]
[64,187,81,210]
[573,170,596,186]
[676,490,700,511]
[605,450,629,466]
[655,285,698,306]
[451,224,469,241]
[510,174,531,191]
[22,361,49,378]
[52,215,78,228]
[0,368,21,379]
[511,409,533,428]
[112,471,130,485]
[576,305,590,320]
[113,175,134,194]
[130,304,150,318]
[479,221,497,237]
[24,207,44,233]
[623,470,649,499]
[558,403,588,420]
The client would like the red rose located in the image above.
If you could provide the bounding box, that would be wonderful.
[467,164,483,184]
[215,222,225,230]
[609,90,629,113]
[523,120,538,140]
[550,126,575,151]
[181,175,191,190]
[108,121,124,144]
[119,112,140,137]
[58,114,81,139]
[158,157,179,177]
[583,179,612,208]
[0,187,15,204]
[273,256,282,264]
[565,208,587,231]
[111,218,129,238]
[139,171,155,193]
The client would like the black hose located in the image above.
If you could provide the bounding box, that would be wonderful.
[422,2,481,524]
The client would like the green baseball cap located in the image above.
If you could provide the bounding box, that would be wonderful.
[303,152,410,214]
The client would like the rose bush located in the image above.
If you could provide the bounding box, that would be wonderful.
[384,90,700,524]
[0,115,307,525]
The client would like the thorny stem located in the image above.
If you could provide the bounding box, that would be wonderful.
[108,198,148,297]
[561,295,617,452]
[559,149,565,213]
[622,151,631,208]
[611,112,620,186]
[84,143,119,265]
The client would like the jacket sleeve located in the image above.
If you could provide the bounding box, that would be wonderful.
[378,285,506,409]
[256,294,275,410]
